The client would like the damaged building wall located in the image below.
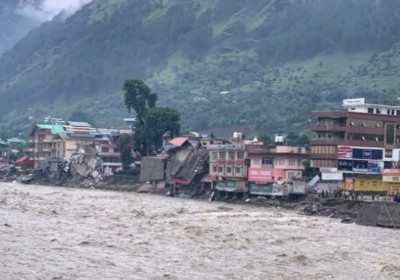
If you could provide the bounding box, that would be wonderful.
[166,146,209,185]
[70,145,103,180]
[140,157,166,182]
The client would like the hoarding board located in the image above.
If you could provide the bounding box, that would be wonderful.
[338,159,353,171]
[383,176,400,183]
[383,169,400,176]
[337,146,353,159]
[354,177,386,191]
[352,148,383,160]
[383,168,400,182]
[248,168,285,183]
[344,178,354,191]
[367,162,382,173]
[342,98,365,106]
[321,172,343,180]
[338,160,383,173]
[249,183,287,196]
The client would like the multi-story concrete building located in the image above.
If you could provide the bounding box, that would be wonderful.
[246,142,308,196]
[54,121,99,159]
[310,98,400,192]
[96,128,136,174]
[29,124,65,168]
[208,144,248,195]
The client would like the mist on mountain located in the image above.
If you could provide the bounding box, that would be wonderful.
[16,0,93,21]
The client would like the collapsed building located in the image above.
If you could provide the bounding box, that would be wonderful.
[139,137,210,197]
[0,143,104,186]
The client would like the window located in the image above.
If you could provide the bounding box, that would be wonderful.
[227,167,232,173]
[212,152,218,160]
[114,148,119,153]
[219,152,226,160]
[210,141,214,144]
[212,166,217,173]
[229,152,235,159]
[253,158,261,165]
[386,124,395,145]
[385,149,393,158]
[368,108,374,113]
[289,159,297,166]
[237,152,244,159]
[102,147,109,153]
[297,159,303,166]
[218,167,223,173]
[275,158,285,165]
[262,157,273,164]
[235,167,241,174]
[397,110,400,116]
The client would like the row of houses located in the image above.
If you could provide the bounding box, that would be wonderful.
[141,133,309,197]
[28,120,137,174]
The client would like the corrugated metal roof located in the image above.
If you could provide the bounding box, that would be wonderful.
[169,137,189,147]
[67,121,92,127]
[123,118,137,122]
[7,138,26,143]
[36,124,65,135]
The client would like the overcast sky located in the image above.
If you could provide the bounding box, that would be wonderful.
[18,0,93,21]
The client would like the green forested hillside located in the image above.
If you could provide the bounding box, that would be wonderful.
[1,0,400,136]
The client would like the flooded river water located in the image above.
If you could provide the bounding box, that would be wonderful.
[0,183,399,280]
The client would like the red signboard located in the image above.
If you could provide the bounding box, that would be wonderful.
[338,146,353,158]
[248,168,285,183]
[383,169,400,176]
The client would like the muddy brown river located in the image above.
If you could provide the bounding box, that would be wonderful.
[0,183,399,280]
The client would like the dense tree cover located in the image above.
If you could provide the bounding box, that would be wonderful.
[116,134,133,171]
[123,79,180,156]
[256,0,400,63]
[1,0,400,136]
[68,110,96,127]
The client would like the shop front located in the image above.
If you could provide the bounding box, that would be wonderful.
[216,180,247,192]
[383,169,400,194]
[249,182,287,196]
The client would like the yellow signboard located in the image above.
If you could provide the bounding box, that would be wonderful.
[385,183,400,194]
[354,177,386,192]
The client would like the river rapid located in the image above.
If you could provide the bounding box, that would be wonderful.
[0,183,399,280]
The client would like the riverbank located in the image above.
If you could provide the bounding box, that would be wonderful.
[2,168,400,228]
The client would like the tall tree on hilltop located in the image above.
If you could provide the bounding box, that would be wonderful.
[123,79,180,156]
[123,79,158,125]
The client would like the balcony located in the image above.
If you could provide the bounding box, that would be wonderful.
[311,111,348,118]
[312,124,386,135]
[246,145,307,155]
[310,153,338,160]
[311,139,383,148]
[311,124,346,132]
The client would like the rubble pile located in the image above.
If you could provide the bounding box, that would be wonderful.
[0,165,32,183]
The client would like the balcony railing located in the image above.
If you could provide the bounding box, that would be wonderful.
[311,139,384,148]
